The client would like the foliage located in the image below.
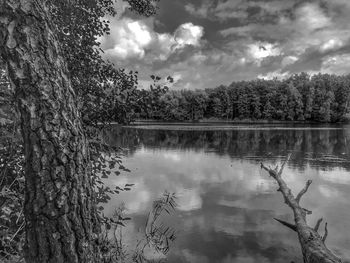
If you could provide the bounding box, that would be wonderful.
[0,66,24,262]
[0,0,162,261]
[98,192,177,263]
[134,76,173,120]
[47,0,161,126]
[132,73,350,123]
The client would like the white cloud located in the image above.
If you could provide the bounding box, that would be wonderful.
[214,9,248,21]
[100,0,350,89]
[295,3,331,32]
[258,69,290,80]
[248,42,281,59]
[246,42,282,66]
[185,0,247,21]
[283,3,342,55]
[174,23,204,48]
[215,1,241,14]
[103,18,152,59]
[219,25,254,37]
[185,3,209,18]
[281,56,298,67]
[320,39,344,52]
[219,2,347,61]
[102,19,204,61]
[321,54,350,75]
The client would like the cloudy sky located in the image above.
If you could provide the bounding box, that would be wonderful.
[100,0,350,90]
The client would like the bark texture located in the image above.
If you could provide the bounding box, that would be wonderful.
[261,155,342,263]
[0,1,100,262]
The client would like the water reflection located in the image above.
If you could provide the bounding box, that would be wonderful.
[104,125,350,263]
[105,125,350,171]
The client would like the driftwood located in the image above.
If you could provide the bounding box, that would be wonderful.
[261,154,342,263]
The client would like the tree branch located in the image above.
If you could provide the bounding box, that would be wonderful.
[296,180,312,203]
[278,153,292,175]
[314,218,323,232]
[260,154,342,263]
[274,218,297,232]
[322,222,328,243]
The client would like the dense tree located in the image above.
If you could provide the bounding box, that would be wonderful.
[132,73,350,123]
[49,0,158,126]
[134,76,170,120]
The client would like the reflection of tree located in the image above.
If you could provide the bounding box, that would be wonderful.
[105,126,350,171]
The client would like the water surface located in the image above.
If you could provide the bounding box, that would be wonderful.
[104,124,350,263]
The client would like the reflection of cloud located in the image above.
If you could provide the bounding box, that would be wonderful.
[110,177,151,213]
[142,247,167,262]
[244,177,275,193]
[162,152,181,162]
[106,147,350,261]
[124,189,150,213]
[181,249,209,263]
[321,169,350,185]
[319,185,340,198]
[214,214,245,236]
[222,254,268,263]
[177,188,202,211]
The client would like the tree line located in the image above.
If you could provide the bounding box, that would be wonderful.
[125,72,350,123]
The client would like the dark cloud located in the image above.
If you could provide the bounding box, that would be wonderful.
[100,0,350,90]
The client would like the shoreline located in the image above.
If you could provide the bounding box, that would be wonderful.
[119,121,349,131]
[128,119,350,126]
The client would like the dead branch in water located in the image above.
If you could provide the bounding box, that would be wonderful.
[261,154,342,263]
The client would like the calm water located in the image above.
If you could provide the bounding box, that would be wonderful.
[104,124,350,263]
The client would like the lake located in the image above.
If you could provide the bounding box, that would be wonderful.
[103,123,350,263]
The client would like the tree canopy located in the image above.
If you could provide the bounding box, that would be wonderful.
[129,73,350,123]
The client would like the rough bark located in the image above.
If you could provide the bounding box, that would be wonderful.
[261,155,342,263]
[0,1,100,262]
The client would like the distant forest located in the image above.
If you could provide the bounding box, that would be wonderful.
[2,68,350,124]
[127,72,350,123]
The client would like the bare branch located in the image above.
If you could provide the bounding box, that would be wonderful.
[296,180,312,203]
[314,218,323,232]
[260,154,342,262]
[322,222,328,243]
[303,208,312,215]
[278,153,292,175]
[260,163,277,178]
[274,218,297,232]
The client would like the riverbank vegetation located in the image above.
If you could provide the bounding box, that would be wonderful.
[128,73,350,123]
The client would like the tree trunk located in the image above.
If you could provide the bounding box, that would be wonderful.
[0,1,100,262]
[261,155,342,263]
